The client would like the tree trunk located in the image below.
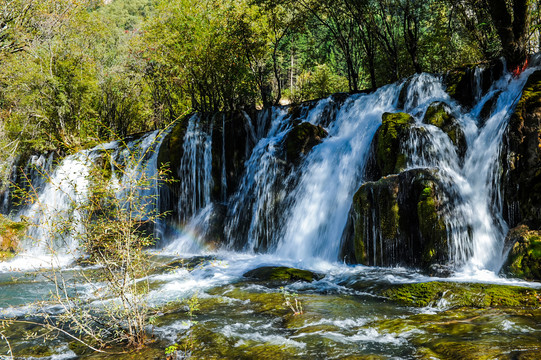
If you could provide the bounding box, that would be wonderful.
[487,0,530,70]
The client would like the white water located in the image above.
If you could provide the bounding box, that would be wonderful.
[176,114,214,222]
[1,131,168,271]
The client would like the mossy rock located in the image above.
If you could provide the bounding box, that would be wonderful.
[423,101,467,159]
[373,112,415,177]
[283,122,328,165]
[443,62,503,109]
[243,266,324,283]
[503,225,541,281]
[348,169,449,271]
[207,285,286,316]
[502,70,541,228]
[444,66,473,107]
[380,281,540,308]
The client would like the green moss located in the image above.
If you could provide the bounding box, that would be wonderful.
[444,69,467,98]
[243,266,323,282]
[284,122,328,165]
[505,227,541,280]
[381,281,540,308]
[18,344,53,357]
[186,324,301,359]
[423,102,467,157]
[376,112,414,176]
[351,175,401,264]
[0,214,25,259]
[417,185,447,264]
[431,341,500,360]
[157,115,190,181]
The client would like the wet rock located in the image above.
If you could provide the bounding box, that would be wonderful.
[157,113,192,183]
[211,110,257,200]
[187,323,301,359]
[423,101,467,159]
[347,169,450,271]
[366,112,415,180]
[287,92,350,128]
[158,111,256,203]
[380,281,540,308]
[479,90,502,127]
[501,70,541,229]
[502,225,541,281]
[282,122,328,165]
[443,61,504,109]
[243,266,324,283]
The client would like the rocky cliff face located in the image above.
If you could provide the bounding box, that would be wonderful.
[499,69,541,280]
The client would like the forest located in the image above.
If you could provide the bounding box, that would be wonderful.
[1,0,540,166]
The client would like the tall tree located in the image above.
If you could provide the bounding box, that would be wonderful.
[486,0,531,69]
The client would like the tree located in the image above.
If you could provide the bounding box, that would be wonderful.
[486,0,531,69]
[296,0,363,91]
[0,0,34,61]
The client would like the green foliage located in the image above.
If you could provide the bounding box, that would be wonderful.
[288,64,348,102]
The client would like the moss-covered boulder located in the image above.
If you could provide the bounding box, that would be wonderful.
[282,122,328,165]
[366,112,415,179]
[0,215,25,260]
[423,102,467,159]
[501,70,541,229]
[243,266,324,283]
[380,281,540,308]
[347,169,449,271]
[502,225,541,281]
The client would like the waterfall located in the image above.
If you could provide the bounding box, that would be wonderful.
[156,67,538,274]
[275,87,401,261]
[176,114,214,222]
[3,131,168,269]
[4,64,539,275]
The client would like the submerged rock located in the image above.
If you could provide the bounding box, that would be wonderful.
[423,101,467,159]
[501,70,541,229]
[347,169,449,271]
[282,122,328,165]
[243,266,324,283]
[380,281,540,308]
[502,225,541,281]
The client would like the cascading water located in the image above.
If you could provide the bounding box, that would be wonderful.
[3,64,539,276]
[2,130,169,270]
[275,87,401,262]
[177,114,214,222]
[399,68,539,273]
[152,65,539,276]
